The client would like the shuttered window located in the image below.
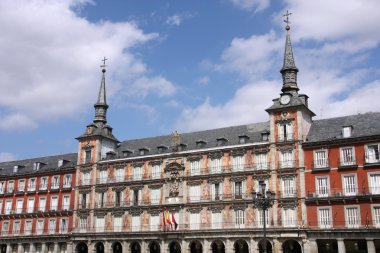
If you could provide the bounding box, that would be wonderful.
[235,210,245,228]
[341,147,355,165]
[190,213,200,230]
[210,158,222,174]
[345,207,360,228]
[281,178,295,197]
[373,206,380,227]
[232,156,244,172]
[150,188,160,205]
[96,217,105,232]
[280,150,293,168]
[150,215,160,231]
[189,185,201,202]
[314,150,328,168]
[316,177,329,197]
[211,212,222,229]
[210,183,223,200]
[151,165,161,179]
[256,153,268,170]
[114,216,122,232]
[132,215,140,232]
[190,160,201,176]
[369,174,380,194]
[343,175,357,196]
[318,208,331,228]
[133,166,142,180]
[366,144,380,163]
[282,208,296,227]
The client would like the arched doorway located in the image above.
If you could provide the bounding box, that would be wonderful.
[316,239,338,253]
[130,242,141,253]
[211,240,225,253]
[95,242,104,253]
[113,242,122,253]
[149,241,160,253]
[282,240,302,253]
[76,243,88,253]
[258,239,272,253]
[169,241,181,253]
[234,240,248,253]
[190,241,202,253]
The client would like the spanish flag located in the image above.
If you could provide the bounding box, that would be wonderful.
[171,210,178,230]
[165,210,173,230]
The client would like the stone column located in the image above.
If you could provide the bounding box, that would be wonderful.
[337,239,346,253]
[66,243,72,253]
[5,244,11,253]
[303,239,318,253]
[17,244,23,253]
[272,239,282,253]
[41,244,47,253]
[30,244,36,253]
[181,240,188,253]
[104,242,110,253]
[250,238,258,253]
[225,239,233,253]
[141,241,147,253]
[122,242,129,253]
[161,241,167,253]
[367,239,376,253]
[53,243,59,253]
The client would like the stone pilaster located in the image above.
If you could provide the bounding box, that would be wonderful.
[66,243,73,253]
[180,240,188,253]
[122,242,129,253]
[17,244,23,253]
[367,239,376,253]
[30,244,36,253]
[250,238,258,253]
[53,243,59,253]
[141,241,147,253]
[272,239,282,253]
[337,239,346,253]
[304,239,317,253]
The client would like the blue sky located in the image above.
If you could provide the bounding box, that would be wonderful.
[1,0,380,161]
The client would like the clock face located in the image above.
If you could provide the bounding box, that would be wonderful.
[280,95,291,105]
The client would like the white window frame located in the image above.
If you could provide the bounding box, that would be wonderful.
[18,179,25,192]
[40,177,48,190]
[189,185,201,202]
[233,181,245,199]
[48,219,56,234]
[150,188,160,205]
[36,219,44,235]
[131,215,140,232]
[280,150,294,168]
[28,178,37,191]
[372,204,380,228]
[151,164,161,179]
[60,218,68,233]
[0,200,2,215]
[255,153,268,170]
[316,176,330,197]
[342,174,357,196]
[210,157,222,174]
[368,172,380,194]
[63,175,72,188]
[7,180,14,193]
[345,205,360,228]
[365,143,380,163]
[15,199,23,214]
[282,208,296,227]
[62,195,70,210]
[190,160,201,176]
[256,209,269,228]
[342,126,352,138]
[115,168,125,182]
[27,198,35,213]
[51,176,60,189]
[232,155,244,172]
[278,122,293,141]
[210,182,223,201]
[39,197,46,212]
[189,212,200,230]
[99,169,107,184]
[133,166,142,180]
[24,220,33,235]
[150,214,160,231]
[313,149,329,168]
[96,216,105,232]
[234,210,245,228]
[13,220,21,235]
[113,216,122,232]
[211,211,222,229]
[2,221,9,235]
[340,146,355,166]
[281,177,296,198]
[5,200,12,214]
[50,196,58,211]
[79,217,87,232]
[0,181,4,194]
[317,207,332,229]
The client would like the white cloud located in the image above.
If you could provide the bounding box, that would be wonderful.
[0,0,174,131]
[228,0,270,12]
[166,12,195,26]
[126,76,177,98]
[0,152,16,162]
[197,76,210,86]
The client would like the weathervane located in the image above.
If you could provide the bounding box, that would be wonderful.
[283,10,292,30]
[100,57,108,71]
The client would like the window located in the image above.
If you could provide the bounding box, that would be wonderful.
[211,182,223,200]
[82,172,90,185]
[34,162,41,171]
[133,166,142,180]
[314,150,328,168]
[366,144,380,163]
[114,216,122,232]
[97,192,105,208]
[318,208,332,228]
[342,126,352,138]
[114,191,122,207]
[211,211,222,229]
[50,196,58,211]
[316,177,329,197]
[60,218,68,233]
[190,160,201,176]
[40,177,48,190]
[281,178,295,197]
[25,220,32,235]
[0,181,4,194]
[63,195,70,210]
[37,220,44,235]
[63,175,71,188]
[151,165,161,179]
[280,150,294,168]
[343,174,357,196]
[13,221,20,235]
[282,208,296,227]
[79,217,87,232]
[150,188,160,205]
[210,158,222,174]
[232,156,244,172]
[16,199,23,214]
[257,210,269,227]
[189,212,200,230]
[18,179,25,192]
[373,206,380,228]
[369,173,380,194]
[51,176,60,189]
[2,221,9,235]
[189,185,201,202]
[131,215,140,232]
[150,214,160,231]
[99,170,107,184]
[278,122,293,141]
[340,147,355,166]
[28,178,36,191]
[234,181,244,199]
[256,153,268,170]
[80,193,88,208]
[27,198,35,213]
[5,200,12,214]
[7,180,14,193]
[48,219,56,234]
[96,217,105,232]
[345,206,360,228]
[130,189,141,206]
[85,150,92,164]
[115,168,124,182]
[235,210,245,228]
[39,198,46,212]
[0,200,2,214]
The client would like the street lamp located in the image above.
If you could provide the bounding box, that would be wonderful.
[252,181,276,239]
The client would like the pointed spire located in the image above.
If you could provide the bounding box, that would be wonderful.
[93,57,109,125]
[280,11,299,93]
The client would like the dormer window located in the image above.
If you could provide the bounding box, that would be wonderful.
[342,126,352,138]
[196,140,207,148]
[139,148,149,156]
[178,143,187,151]
[238,135,249,144]
[106,151,116,159]
[58,160,64,167]
[157,145,168,153]
[13,165,22,173]
[217,138,228,146]
[261,131,270,141]
[122,150,132,158]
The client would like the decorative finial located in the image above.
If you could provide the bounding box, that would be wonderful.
[100,57,108,73]
[283,10,292,31]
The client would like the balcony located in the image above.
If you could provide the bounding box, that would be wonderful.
[280,190,297,198]
[27,186,36,193]
[278,160,297,170]
[277,133,295,142]
[364,153,380,168]
[306,187,380,203]
[1,228,72,237]
[1,204,74,216]
[338,157,358,169]
[307,219,380,230]
[312,159,330,171]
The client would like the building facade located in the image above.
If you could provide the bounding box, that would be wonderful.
[0,154,77,253]
[0,23,380,253]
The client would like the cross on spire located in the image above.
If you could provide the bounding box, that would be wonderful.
[100,56,108,70]
[283,10,292,30]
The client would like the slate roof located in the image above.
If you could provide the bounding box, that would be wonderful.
[0,153,77,176]
[116,121,270,158]
[305,112,380,143]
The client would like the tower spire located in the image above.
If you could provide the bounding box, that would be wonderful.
[280,10,299,93]
[93,57,109,125]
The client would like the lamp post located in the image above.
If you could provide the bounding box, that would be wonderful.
[252,181,276,252]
